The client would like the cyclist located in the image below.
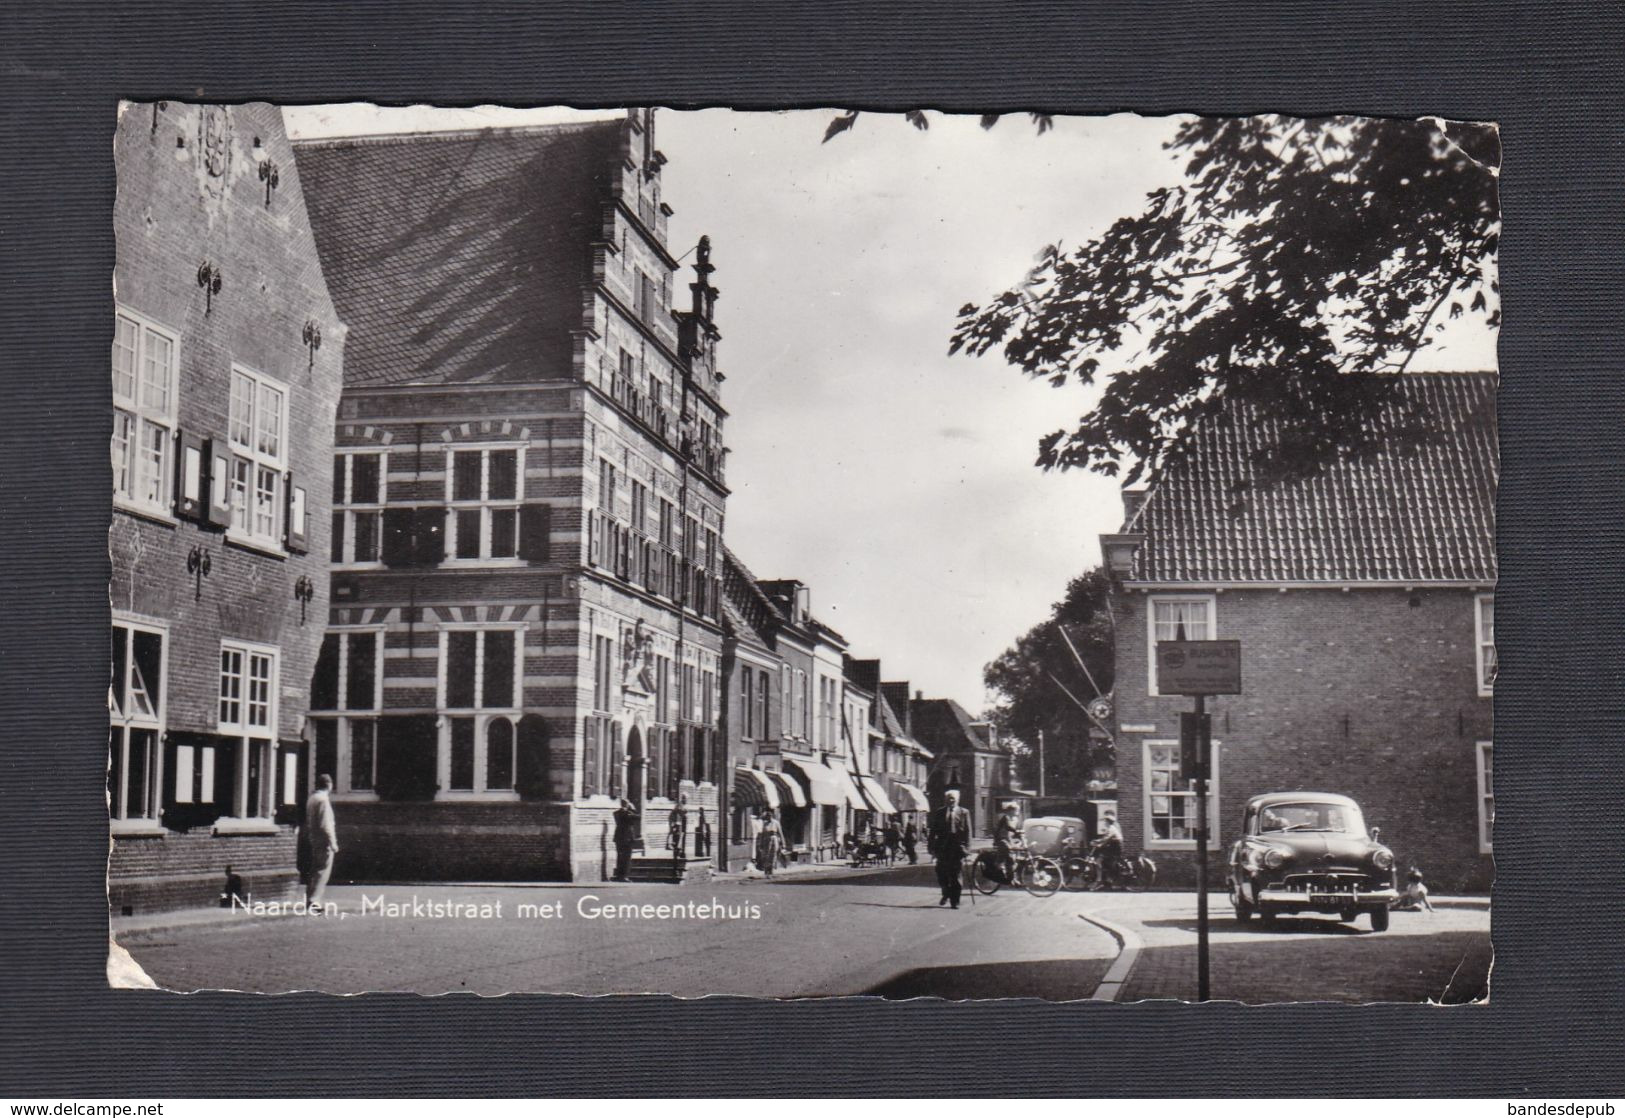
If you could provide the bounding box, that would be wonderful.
[993,802,1026,883]
[1095,809,1128,883]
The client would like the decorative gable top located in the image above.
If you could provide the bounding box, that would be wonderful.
[1130,372,1497,584]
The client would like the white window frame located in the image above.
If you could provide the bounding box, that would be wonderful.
[217,639,280,823]
[1147,593,1217,697]
[320,628,385,797]
[443,444,526,565]
[333,450,388,568]
[1142,737,1220,851]
[111,308,179,519]
[1475,593,1496,697]
[224,365,290,550]
[109,615,168,830]
[1476,740,1494,854]
[436,624,525,798]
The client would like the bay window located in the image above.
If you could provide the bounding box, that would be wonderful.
[111,309,178,515]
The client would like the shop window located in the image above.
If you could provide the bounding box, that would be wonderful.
[1143,738,1218,848]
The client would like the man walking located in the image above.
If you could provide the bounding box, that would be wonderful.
[612,797,640,881]
[927,789,972,909]
[302,774,339,908]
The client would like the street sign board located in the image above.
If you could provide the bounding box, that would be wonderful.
[1156,640,1242,695]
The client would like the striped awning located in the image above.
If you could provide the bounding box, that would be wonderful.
[784,756,859,808]
[764,769,807,808]
[891,782,931,812]
[855,774,898,815]
[732,766,779,809]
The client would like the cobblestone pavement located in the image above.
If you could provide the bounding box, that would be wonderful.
[1076,889,1492,1004]
[112,864,1118,999]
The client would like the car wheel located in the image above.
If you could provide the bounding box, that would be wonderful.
[1369,906,1390,932]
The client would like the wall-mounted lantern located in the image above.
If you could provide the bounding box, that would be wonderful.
[293,575,315,625]
[186,545,212,601]
[302,319,322,367]
[196,261,222,314]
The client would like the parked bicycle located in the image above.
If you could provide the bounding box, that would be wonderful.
[1061,838,1157,892]
[967,847,1064,898]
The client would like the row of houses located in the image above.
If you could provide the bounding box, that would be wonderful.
[108,103,1018,913]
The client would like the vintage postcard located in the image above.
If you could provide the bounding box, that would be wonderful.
[108,103,1496,1001]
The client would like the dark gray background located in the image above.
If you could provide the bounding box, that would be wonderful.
[2,0,1622,1097]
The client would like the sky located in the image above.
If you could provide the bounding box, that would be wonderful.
[283,104,1499,711]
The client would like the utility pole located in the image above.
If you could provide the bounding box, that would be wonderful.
[1037,729,1046,798]
[1193,694,1209,1002]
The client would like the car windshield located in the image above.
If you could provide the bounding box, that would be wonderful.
[1256,802,1366,836]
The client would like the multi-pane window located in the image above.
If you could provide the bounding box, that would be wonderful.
[757,673,770,740]
[310,631,382,794]
[1144,739,1218,847]
[1477,742,1494,853]
[332,452,386,565]
[446,447,522,560]
[593,635,615,713]
[224,367,288,546]
[599,458,617,514]
[219,641,278,819]
[681,664,696,722]
[701,669,714,727]
[1148,595,1215,695]
[109,620,165,823]
[658,499,674,547]
[441,628,521,794]
[631,480,648,535]
[111,310,178,514]
[741,667,755,739]
[1476,594,1496,696]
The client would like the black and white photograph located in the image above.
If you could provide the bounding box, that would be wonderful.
[106,102,1498,1004]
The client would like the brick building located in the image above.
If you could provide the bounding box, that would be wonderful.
[292,111,728,883]
[1101,372,1497,891]
[913,693,1020,836]
[109,102,345,913]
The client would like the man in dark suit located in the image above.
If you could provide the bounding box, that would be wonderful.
[927,789,972,909]
[611,797,639,881]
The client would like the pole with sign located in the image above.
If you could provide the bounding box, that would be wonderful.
[1156,638,1241,1002]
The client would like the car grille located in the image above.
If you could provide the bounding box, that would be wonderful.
[1276,873,1377,893]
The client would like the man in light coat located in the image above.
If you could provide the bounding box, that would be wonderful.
[303,774,339,907]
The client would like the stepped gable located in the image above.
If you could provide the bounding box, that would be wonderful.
[1132,372,1498,584]
[293,121,623,388]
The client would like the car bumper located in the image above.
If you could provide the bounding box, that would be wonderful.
[1257,887,1398,907]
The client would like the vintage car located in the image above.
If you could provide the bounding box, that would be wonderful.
[1228,792,1398,931]
[1021,816,1087,858]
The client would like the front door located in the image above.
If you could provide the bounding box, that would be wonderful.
[626,727,646,852]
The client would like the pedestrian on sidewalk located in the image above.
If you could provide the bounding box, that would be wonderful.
[612,797,640,881]
[755,807,784,880]
[302,774,339,907]
[902,819,919,865]
[927,789,971,909]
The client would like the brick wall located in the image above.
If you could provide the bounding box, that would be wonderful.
[1113,587,1494,892]
[109,102,344,913]
[109,830,300,915]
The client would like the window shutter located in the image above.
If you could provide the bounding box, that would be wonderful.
[174,429,208,520]
[582,717,601,797]
[381,506,416,567]
[609,723,625,798]
[412,506,445,566]
[205,440,233,527]
[284,476,309,553]
[515,714,551,800]
[519,504,552,563]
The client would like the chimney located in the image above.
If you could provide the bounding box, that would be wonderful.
[881,682,912,735]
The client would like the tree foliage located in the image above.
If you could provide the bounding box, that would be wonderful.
[983,568,1116,795]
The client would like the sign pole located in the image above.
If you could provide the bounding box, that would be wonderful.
[1194,692,1209,1003]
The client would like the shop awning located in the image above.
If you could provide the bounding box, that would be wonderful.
[783,756,853,808]
[764,769,807,808]
[732,766,779,810]
[891,781,931,812]
[855,774,898,815]
[835,766,869,811]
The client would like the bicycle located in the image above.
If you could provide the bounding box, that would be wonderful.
[968,847,1064,898]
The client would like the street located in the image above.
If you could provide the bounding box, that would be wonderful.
[113,865,1490,1003]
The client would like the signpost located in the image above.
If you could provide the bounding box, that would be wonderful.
[1156,639,1241,1002]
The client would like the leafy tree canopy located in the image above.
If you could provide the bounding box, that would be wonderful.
[983,568,1116,795]
[828,112,1498,489]
[950,115,1500,487]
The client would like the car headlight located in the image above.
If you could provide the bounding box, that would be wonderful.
[1372,848,1394,870]
[1263,847,1288,869]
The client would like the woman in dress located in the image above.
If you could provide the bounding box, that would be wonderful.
[755,807,784,880]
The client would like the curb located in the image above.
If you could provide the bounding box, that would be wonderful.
[1078,909,1144,1002]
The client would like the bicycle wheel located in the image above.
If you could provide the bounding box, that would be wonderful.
[1061,856,1090,891]
[1025,857,1064,897]
[969,854,1002,895]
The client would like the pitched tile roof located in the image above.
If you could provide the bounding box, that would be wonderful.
[875,691,931,759]
[293,122,623,388]
[910,698,1004,756]
[1129,373,1497,584]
